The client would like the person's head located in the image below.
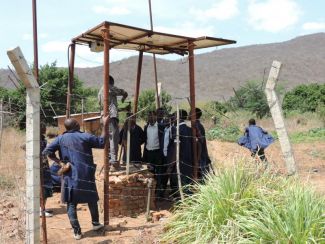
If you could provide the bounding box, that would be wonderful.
[195,107,202,120]
[179,109,188,121]
[147,111,157,125]
[248,118,256,126]
[64,118,80,131]
[156,108,166,121]
[40,122,46,136]
[109,75,114,86]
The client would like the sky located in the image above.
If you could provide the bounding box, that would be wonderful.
[1,0,325,68]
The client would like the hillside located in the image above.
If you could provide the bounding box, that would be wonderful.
[1,33,325,101]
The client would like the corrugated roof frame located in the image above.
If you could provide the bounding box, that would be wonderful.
[72,21,236,55]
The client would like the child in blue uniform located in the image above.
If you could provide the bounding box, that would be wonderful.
[238,118,274,166]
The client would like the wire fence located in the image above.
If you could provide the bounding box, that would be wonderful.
[0,91,224,243]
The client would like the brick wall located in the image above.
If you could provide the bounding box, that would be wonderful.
[108,171,156,217]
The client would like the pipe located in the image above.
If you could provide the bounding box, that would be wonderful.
[102,24,111,227]
[133,51,143,114]
[176,103,184,200]
[32,0,39,83]
[148,0,160,109]
[188,41,198,181]
[66,43,76,118]
[126,118,131,176]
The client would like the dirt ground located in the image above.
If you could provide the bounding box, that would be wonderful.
[1,139,325,243]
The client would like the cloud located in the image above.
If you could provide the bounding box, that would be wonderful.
[248,0,301,32]
[92,5,130,15]
[41,41,69,53]
[302,22,325,31]
[155,22,216,37]
[23,33,48,41]
[22,34,32,41]
[190,0,239,21]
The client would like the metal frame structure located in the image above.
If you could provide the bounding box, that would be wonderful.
[66,21,236,226]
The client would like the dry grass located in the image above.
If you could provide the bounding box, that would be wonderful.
[0,128,25,243]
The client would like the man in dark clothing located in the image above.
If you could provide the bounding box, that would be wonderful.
[238,118,274,166]
[143,111,165,200]
[119,113,145,164]
[168,110,193,199]
[194,108,212,179]
[43,117,109,240]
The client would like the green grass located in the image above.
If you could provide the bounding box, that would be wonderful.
[289,128,325,143]
[206,124,241,142]
[161,164,325,243]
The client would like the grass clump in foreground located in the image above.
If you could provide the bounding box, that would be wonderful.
[161,165,325,243]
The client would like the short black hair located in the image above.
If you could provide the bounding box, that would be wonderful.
[179,109,188,120]
[109,75,114,85]
[195,107,202,119]
[249,118,256,125]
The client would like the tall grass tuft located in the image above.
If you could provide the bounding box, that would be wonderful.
[161,164,325,243]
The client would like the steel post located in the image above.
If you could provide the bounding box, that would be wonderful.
[188,42,198,181]
[102,25,110,226]
[133,51,143,114]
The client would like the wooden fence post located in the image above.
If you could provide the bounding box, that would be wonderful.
[265,61,297,175]
[7,47,41,243]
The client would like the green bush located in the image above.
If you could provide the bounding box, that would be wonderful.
[283,83,325,113]
[206,124,241,142]
[162,165,325,243]
[228,80,270,118]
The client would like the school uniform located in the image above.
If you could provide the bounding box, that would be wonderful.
[143,122,165,198]
[168,122,193,198]
[238,125,274,161]
[119,124,145,163]
[195,120,212,178]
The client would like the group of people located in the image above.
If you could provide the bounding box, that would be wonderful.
[119,107,212,201]
[36,75,274,240]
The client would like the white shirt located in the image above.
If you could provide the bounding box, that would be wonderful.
[146,122,160,151]
[163,127,171,157]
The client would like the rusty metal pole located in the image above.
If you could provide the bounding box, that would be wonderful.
[32,0,39,82]
[102,25,110,227]
[188,41,198,181]
[66,43,75,118]
[33,1,47,243]
[133,51,143,114]
[148,0,160,109]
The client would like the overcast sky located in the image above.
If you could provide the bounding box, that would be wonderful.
[1,0,324,68]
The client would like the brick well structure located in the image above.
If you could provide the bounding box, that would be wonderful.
[108,170,156,217]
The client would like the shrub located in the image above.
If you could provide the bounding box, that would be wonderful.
[206,124,241,142]
[282,83,325,113]
[162,165,325,243]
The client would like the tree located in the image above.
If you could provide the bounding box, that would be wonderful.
[0,62,99,128]
[137,89,172,119]
[229,80,270,118]
[282,83,325,113]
